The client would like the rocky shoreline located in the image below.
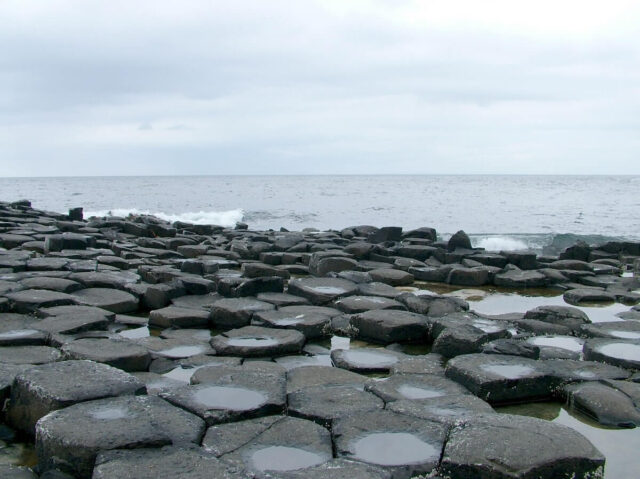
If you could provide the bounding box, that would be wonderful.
[1,199,639,479]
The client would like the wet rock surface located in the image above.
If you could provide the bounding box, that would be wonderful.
[2,200,640,477]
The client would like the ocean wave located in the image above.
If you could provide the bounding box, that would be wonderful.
[473,236,530,252]
[84,208,244,227]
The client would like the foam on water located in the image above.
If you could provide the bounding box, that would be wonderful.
[84,208,244,227]
[474,236,530,251]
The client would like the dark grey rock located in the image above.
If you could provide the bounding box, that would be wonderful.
[36,395,205,479]
[256,292,310,306]
[149,306,210,329]
[432,324,490,359]
[440,413,605,479]
[544,359,630,382]
[34,312,110,336]
[0,345,62,365]
[397,292,468,317]
[331,347,406,374]
[67,271,140,290]
[61,338,151,372]
[387,394,494,425]
[447,267,490,286]
[333,409,447,477]
[445,354,559,404]
[367,268,414,286]
[210,326,305,357]
[350,309,429,343]
[583,338,640,369]
[581,321,640,340]
[482,339,541,359]
[252,309,331,339]
[333,295,404,314]
[563,381,640,427]
[493,269,548,288]
[6,360,145,434]
[365,373,470,403]
[0,314,47,346]
[160,368,285,425]
[260,458,392,479]
[286,365,367,394]
[523,305,591,332]
[19,277,81,293]
[206,416,333,475]
[211,298,275,329]
[448,230,472,251]
[0,465,37,479]
[390,353,445,375]
[287,278,358,305]
[93,445,248,479]
[170,292,221,310]
[288,385,383,428]
[564,288,616,305]
[143,281,186,309]
[71,288,138,314]
[5,289,76,313]
[356,281,400,298]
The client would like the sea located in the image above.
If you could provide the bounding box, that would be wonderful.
[1,175,639,252]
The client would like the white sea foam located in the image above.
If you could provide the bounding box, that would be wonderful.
[475,237,529,251]
[84,208,244,227]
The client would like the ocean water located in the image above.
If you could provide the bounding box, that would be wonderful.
[1,175,638,251]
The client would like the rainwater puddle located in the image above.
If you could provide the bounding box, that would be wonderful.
[274,317,303,326]
[193,386,266,410]
[352,432,438,466]
[609,331,640,339]
[528,336,584,352]
[250,445,327,471]
[597,343,640,361]
[0,329,40,339]
[497,402,640,479]
[226,337,278,347]
[341,350,398,367]
[397,385,444,399]
[481,364,535,379]
[156,345,207,358]
[89,406,130,420]
[118,326,150,339]
[311,286,347,294]
[457,289,627,323]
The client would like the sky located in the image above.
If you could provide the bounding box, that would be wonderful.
[1,0,639,176]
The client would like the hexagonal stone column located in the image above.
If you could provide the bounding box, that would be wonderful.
[6,360,145,434]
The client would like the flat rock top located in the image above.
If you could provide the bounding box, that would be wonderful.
[13,360,144,401]
[441,413,605,478]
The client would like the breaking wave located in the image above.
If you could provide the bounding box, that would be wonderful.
[474,236,530,252]
[84,208,244,227]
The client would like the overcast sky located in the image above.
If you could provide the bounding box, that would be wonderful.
[2,0,639,176]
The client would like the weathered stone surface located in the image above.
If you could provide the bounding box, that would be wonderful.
[583,338,640,369]
[288,385,384,428]
[0,345,62,365]
[259,458,392,479]
[67,271,139,290]
[286,365,367,394]
[171,292,221,310]
[387,394,494,425]
[5,289,77,313]
[256,292,310,306]
[493,269,548,288]
[564,288,616,305]
[287,278,358,305]
[350,309,429,343]
[544,359,630,382]
[0,362,32,401]
[205,416,333,475]
[447,267,490,286]
[333,409,447,477]
[34,312,110,336]
[432,325,490,359]
[252,309,331,339]
[581,321,640,340]
[440,413,605,479]
[365,373,470,403]
[564,381,640,428]
[0,465,38,479]
[525,335,585,360]
[356,281,400,299]
[397,292,468,317]
[210,326,305,357]
[6,360,145,434]
[211,298,275,329]
[481,339,541,359]
[448,230,472,251]
[71,288,138,314]
[160,368,285,425]
[61,338,151,372]
[333,295,404,314]
[36,395,205,478]
[93,445,248,479]
[0,314,47,346]
[367,268,414,287]
[149,306,210,329]
[445,354,558,404]
[19,277,81,293]
[331,347,405,374]
[523,305,591,332]
[390,353,445,375]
